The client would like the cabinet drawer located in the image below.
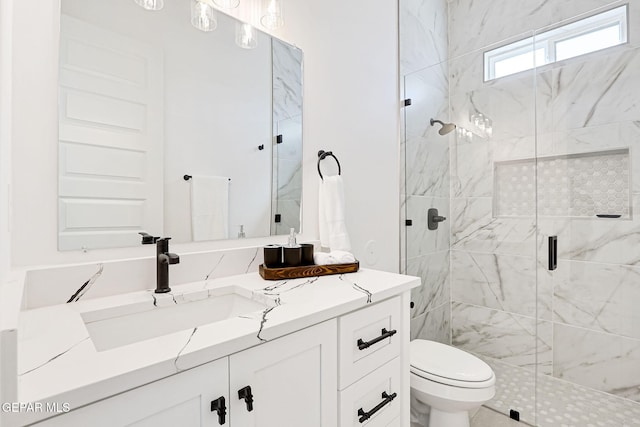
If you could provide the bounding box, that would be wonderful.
[339,357,401,427]
[339,296,402,389]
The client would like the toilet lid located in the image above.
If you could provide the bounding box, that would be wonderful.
[410,340,494,385]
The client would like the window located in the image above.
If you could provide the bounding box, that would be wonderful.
[484,5,628,81]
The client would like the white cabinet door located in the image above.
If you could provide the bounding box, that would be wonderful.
[229,320,338,427]
[34,358,229,427]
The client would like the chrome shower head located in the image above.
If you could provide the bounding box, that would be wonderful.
[430,118,457,136]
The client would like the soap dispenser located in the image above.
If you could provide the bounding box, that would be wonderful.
[238,225,246,239]
[283,228,302,267]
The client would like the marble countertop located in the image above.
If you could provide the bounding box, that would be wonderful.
[13,268,419,425]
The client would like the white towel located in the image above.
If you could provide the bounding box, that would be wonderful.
[190,175,229,241]
[314,250,356,265]
[319,175,351,251]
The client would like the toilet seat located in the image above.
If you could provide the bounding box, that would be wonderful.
[410,340,495,389]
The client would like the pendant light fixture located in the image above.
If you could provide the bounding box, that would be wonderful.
[235,23,257,49]
[191,0,217,32]
[134,0,164,11]
[260,0,284,29]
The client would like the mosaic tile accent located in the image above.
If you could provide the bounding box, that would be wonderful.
[481,355,640,427]
[495,149,630,218]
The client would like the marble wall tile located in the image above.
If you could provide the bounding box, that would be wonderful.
[411,302,451,345]
[554,323,640,402]
[449,50,536,144]
[547,47,640,132]
[24,246,264,308]
[399,0,448,76]
[451,302,552,374]
[274,158,302,200]
[538,121,640,194]
[404,63,449,142]
[537,194,640,266]
[450,197,536,256]
[406,196,450,257]
[271,199,301,235]
[450,136,494,198]
[408,251,450,318]
[272,39,303,122]
[274,115,303,160]
[554,259,640,340]
[451,251,547,319]
[405,135,450,198]
[404,63,451,198]
[448,0,627,58]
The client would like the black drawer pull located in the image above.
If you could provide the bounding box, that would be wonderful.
[357,328,397,350]
[357,391,397,423]
[238,385,254,412]
[210,396,226,425]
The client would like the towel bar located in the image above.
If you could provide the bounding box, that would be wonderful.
[317,150,341,180]
[184,175,231,182]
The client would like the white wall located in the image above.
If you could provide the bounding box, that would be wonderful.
[8,0,400,273]
[0,0,13,283]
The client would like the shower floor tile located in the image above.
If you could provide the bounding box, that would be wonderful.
[471,407,531,427]
[479,355,640,427]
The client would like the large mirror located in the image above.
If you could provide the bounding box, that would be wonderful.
[57,0,302,251]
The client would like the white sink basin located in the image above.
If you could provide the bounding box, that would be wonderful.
[81,286,271,351]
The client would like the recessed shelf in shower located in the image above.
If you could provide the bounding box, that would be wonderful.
[493,148,631,219]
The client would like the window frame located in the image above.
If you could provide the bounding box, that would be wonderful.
[483,4,628,82]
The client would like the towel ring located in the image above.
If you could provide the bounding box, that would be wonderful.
[317,150,341,180]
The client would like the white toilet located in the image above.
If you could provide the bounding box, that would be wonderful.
[410,340,496,427]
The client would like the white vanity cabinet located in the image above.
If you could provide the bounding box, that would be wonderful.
[32,357,230,427]
[33,320,337,427]
[229,319,337,426]
[337,296,405,426]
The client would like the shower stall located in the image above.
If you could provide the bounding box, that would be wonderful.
[401,1,640,425]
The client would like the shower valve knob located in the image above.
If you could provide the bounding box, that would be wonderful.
[427,208,447,230]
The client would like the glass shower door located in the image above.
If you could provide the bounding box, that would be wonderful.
[534,23,640,426]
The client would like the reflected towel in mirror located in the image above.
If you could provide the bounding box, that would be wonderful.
[318,175,351,251]
[190,175,230,241]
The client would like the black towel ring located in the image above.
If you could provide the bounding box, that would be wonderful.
[317,150,341,180]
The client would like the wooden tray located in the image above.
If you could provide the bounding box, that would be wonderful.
[259,261,359,280]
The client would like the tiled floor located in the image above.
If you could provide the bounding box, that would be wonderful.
[471,407,530,427]
[481,355,640,427]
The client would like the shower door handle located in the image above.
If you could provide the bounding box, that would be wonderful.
[548,236,557,271]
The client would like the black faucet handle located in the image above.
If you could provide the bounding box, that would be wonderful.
[166,253,180,264]
[139,232,160,244]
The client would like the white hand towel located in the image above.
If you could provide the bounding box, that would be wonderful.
[318,175,351,251]
[190,175,230,241]
[329,250,356,264]
[313,250,356,265]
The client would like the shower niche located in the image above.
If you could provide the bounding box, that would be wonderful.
[494,148,631,219]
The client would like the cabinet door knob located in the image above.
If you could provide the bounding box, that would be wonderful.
[238,385,254,412]
[210,396,226,425]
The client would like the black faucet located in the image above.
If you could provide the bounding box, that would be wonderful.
[156,237,180,293]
